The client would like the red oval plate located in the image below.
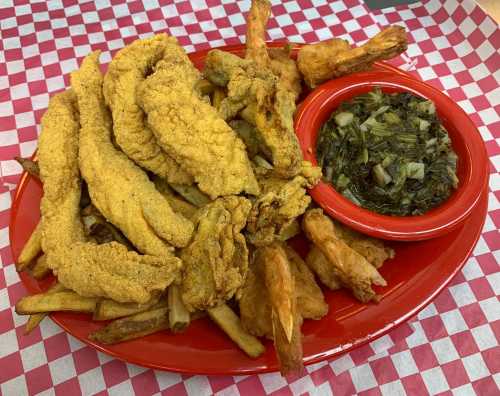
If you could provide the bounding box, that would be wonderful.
[10,44,488,375]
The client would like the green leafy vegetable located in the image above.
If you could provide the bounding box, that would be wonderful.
[316,87,459,216]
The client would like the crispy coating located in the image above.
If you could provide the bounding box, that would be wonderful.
[103,34,192,185]
[181,196,252,311]
[55,242,180,304]
[304,223,394,291]
[239,258,273,339]
[302,209,386,303]
[285,245,328,320]
[38,89,181,304]
[239,244,327,350]
[72,51,193,255]
[153,177,199,221]
[255,242,304,375]
[334,221,395,268]
[137,40,260,199]
[245,0,271,68]
[204,47,302,177]
[38,90,86,252]
[268,46,302,139]
[247,162,321,246]
[305,246,342,291]
[298,26,408,88]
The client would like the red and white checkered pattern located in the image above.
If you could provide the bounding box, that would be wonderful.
[0,0,498,395]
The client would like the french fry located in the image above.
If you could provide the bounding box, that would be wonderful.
[16,291,98,315]
[24,282,66,334]
[31,254,51,280]
[208,303,265,358]
[93,294,163,321]
[89,307,169,344]
[167,285,190,333]
[15,157,40,178]
[17,222,42,271]
[212,87,226,110]
[169,183,211,207]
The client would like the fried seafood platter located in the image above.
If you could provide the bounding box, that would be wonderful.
[13,0,412,375]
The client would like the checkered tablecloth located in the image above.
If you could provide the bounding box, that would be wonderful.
[0,0,498,395]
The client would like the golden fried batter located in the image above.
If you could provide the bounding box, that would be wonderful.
[72,51,193,255]
[246,162,322,246]
[103,34,192,185]
[38,90,85,252]
[298,26,408,88]
[55,242,180,304]
[38,89,181,304]
[285,245,328,320]
[137,40,260,199]
[305,246,342,291]
[181,196,252,311]
[302,209,386,303]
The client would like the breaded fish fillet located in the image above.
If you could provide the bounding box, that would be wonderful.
[38,90,86,251]
[55,242,180,304]
[72,51,194,255]
[103,34,192,185]
[181,196,251,311]
[38,90,181,304]
[137,39,260,199]
[246,162,322,246]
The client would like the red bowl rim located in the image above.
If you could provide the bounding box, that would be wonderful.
[295,70,489,241]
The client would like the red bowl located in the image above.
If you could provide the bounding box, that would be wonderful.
[295,70,489,241]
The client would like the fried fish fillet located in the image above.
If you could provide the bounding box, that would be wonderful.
[38,90,86,251]
[246,162,322,246]
[181,196,252,311]
[302,209,386,303]
[72,51,193,255]
[38,90,181,304]
[203,1,303,178]
[137,39,260,199]
[103,34,192,185]
[297,26,408,88]
[55,242,180,304]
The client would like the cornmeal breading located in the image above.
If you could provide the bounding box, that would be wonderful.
[72,51,193,255]
[103,34,192,185]
[137,39,260,199]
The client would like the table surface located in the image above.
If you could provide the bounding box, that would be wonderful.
[0,1,499,395]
